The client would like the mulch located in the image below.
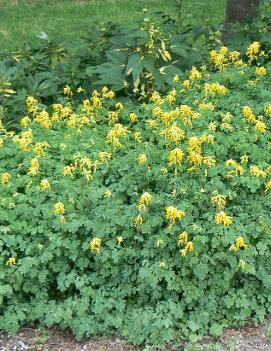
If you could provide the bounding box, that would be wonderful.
[1,319,271,351]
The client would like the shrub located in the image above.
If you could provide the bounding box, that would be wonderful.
[1,44,271,346]
[0,11,211,127]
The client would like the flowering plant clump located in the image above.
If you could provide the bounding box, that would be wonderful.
[1,43,271,346]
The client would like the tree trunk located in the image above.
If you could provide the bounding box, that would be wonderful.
[223,0,261,43]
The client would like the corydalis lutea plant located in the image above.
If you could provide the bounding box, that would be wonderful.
[1,43,271,346]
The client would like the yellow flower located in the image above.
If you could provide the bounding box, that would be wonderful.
[265,180,271,193]
[168,148,185,166]
[13,129,33,151]
[189,66,202,80]
[149,91,163,104]
[98,151,112,164]
[205,83,228,96]
[250,165,266,178]
[104,190,112,198]
[63,165,75,177]
[182,79,191,89]
[181,241,194,256]
[40,179,51,192]
[1,172,11,185]
[215,211,233,226]
[134,214,144,226]
[230,236,247,252]
[159,261,167,268]
[60,215,66,223]
[200,102,215,111]
[236,236,247,249]
[26,96,38,113]
[138,192,152,211]
[166,206,186,226]
[239,259,247,269]
[137,154,148,165]
[178,231,189,246]
[246,42,260,61]
[161,167,168,175]
[27,158,39,176]
[255,120,267,133]
[160,125,185,144]
[34,141,50,156]
[115,102,124,111]
[242,106,256,123]
[90,238,102,255]
[203,156,216,167]
[209,122,217,131]
[134,131,142,143]
[130,112,138,123]
[116,236,123,245]
[63,85,73,95]
[225,159,244,176]
[76,86,85,93]
[156,239,164,248]
[54,202,65,215]
[211,194,227,210]
[264,104,271,116]
[20,116,31,128]
[173,74,180,83]
[6,257,16,266]
[240,155,249,164]
[106,123,129,148]
[166,89,177,103]
[255,67,267,76]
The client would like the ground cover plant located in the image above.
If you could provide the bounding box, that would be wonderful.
[1,43,271,346]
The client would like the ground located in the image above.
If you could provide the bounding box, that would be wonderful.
[1,320,271,351]
[0,0,226,50]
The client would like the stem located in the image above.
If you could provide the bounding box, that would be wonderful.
[176,0,183,33]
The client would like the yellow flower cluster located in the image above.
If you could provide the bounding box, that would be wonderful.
[106,123,129,148]
[225,159,244,177]
[134,214,144,226]
[174,134,214,173]
[90,238,102,255]
[165,206,186,227]
[211,194,227,210]
[255,67,267,77]
[160,124,185,144]
[6,257,16,266]
[210,47,244,70]
[265,180,271,193]
[27,158,40,176]
[168,148,184,166]
[205,83,228,97]
[178,232,194,256]
[138,192,153,211]
[250,165,266,178]
[242,106,267,132]
[13,129,33,151]
[26,96,38,113]
[215,211,233,226]
[1,172,11,185]
[246,42,261,62]
[137,154,148,165]
[54,202,65,215]
[229,236,247,252]
[34,141,50,156]
[40,179,51,191]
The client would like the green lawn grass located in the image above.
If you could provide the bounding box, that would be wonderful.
[0,0,227,51]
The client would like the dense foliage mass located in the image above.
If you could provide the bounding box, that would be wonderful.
[1,2,271,128]
[1,43,271,345]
